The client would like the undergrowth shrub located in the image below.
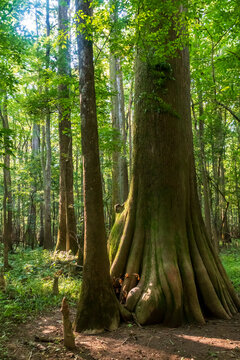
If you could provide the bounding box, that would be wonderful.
[220,239,240,295]
[0,246,81,358]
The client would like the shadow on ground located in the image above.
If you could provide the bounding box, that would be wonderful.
[5,309,240,360]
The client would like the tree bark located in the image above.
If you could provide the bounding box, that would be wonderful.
[108,3,239,326]
[55,0,78,254]
[1,99,13,268]
[110,1,128,223]
[43,0,53,249]
[74,0,120,333]
[25,122,39,249]
[196,92,215,248]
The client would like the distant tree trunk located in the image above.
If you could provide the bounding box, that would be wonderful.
[55,0,78,254]
[0,99,13,268]
[110,56,119,213]
[38,202,44,246]
[110,0,128,223]
[127,81,133,178]
[210,117,221,242]
[108,2,239,326]
[16,183,21,245]
[220,161,231,244]
[74,0,120,333]
[220,111,231,244]
[234,157,240,236]
[52,190,57,244]
[25,122,39,248]
[43,0,53,249]
[77,155,84,266]
[197,92,215,248]
[75,149,80,224]
[116,59,129,203]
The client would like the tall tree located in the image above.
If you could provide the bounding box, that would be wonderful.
[43,0,53,249]
[192,92,214,246]
[24,122,40,248]
[74,0,120,333]
[56,0,78,254]
[110,0,128,221]
[0,98,13,268]
[108,0,239,326]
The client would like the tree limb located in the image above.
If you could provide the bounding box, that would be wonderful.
[216,101,240,123]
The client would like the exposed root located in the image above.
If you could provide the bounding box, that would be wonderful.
[109,197,239,326]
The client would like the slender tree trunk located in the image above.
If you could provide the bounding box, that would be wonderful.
[74,0,120,333]
[116,59,129,203]
[25,123,39,248]
[234,158,240,236]
[110,52,121,213]
[197,92,214,246]
[43,0,53,249]
[110,1,128,223]
[56,0,78,254]
[127,81,133,179]
[220,161,231,244]
[210,117,221,243]
[1,100,13,268]
[38,202,44,247]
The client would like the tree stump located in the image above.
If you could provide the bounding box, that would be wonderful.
[60,297,75,349]
[52,276,59,295]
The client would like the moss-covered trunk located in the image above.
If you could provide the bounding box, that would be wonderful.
[74,0,120,333]
[108,4,239,326]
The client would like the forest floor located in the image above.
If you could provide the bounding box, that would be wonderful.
[1,244,240,360]
[5,307,240,360]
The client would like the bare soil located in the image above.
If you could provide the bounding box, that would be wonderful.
[6,309,240,360]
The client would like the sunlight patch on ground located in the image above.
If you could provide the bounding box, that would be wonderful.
[42,325,58,334]
[176,334,239,350]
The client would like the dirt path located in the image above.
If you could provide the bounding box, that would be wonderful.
[6,309,240,360]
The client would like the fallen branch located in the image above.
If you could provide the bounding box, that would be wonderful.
[34,335,58,343]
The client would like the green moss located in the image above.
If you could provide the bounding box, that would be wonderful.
[108,213,125,264]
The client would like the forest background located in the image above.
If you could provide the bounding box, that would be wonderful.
[0,0,240,356]
[0,0,239,253]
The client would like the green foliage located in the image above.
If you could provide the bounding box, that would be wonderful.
[0,128,15,161]
[0,246,81,358]
[220,241,240,295]
[0,0,30,92]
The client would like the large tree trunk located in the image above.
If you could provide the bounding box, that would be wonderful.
[55,0,78,254]
[108,4,239,326]
[74,0,120,333]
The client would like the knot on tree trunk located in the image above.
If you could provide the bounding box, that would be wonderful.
[114,203,124,213]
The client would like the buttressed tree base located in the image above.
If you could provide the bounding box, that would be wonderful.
[108,1,240,326]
